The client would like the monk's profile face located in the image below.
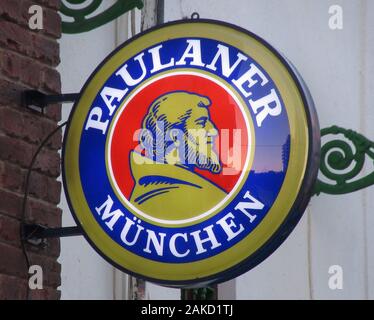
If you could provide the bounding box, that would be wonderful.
[140,91,222,173]
[183,103,221,173]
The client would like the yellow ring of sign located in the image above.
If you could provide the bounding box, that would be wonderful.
[63,21,310,284]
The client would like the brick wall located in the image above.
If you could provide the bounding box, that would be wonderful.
[0,0,62,299]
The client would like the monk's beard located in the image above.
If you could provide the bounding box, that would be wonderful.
[185,136,222,174]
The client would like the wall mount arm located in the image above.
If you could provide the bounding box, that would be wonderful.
[22,90,79,114]
[21,224,82,246]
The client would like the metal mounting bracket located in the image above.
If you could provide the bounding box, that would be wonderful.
[22,90,79,114]
[21,224,82,246]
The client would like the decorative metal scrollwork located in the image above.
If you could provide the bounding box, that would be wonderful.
[181,286,216,300]
[314,125,374,195]
[61,0,144,34]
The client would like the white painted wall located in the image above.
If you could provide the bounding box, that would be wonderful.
[57,0,374,299]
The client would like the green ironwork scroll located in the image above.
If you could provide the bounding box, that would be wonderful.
[181,286,217,300]
[61,0,144,34]
[314,125,374,196]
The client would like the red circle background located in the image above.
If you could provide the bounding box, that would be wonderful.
[109,74,249,199]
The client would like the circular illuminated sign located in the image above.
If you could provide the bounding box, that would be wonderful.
[63,20,320,287]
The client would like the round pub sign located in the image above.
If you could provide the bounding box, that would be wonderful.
[63,20,320,287]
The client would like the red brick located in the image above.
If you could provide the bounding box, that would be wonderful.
[0,20,59,66]
[22,111,48,145]
[0,243,28,278]
[0,231,61,290]
[0,160,25,193]
[47,238,60,258]
[28,172,48,202]
[44,103,62,122]
[34,149,61,177]
[46,178,61,204]
[0,134,60,178]
[29,252,61,275]
[46,271,61,288]
[0,0,22,25]
[0,78,61,122]
[0,171,65,224]
[20,59,42,88]
[0,189,22,219]
[24,253,62,293]
[0,77,26,108]
[24,115,62,150]
[0,49,56,90]
[0,106,62,150]
[0,186,61,225]
[34,0,61,10]
[0,214,21,247]
[42,7,62,39]
[0,106,38,143]
[31,32,60,66]
[0,49,21,80]
[0,106,24,138]
[0,252,61,298]
[37,118,62,150]
[44,238,61,258]
[0,134,33,168]
[0,0,61,39]
[29,171,61,204]
[0,20,32,54]
[0,274,27,300]
[45,122,62,150]
[0,0,61,299]
[41,67,61,93]
[28,237,60,259]
[27,198,62,228]
[29,286,60,300]
[21,1,62,39]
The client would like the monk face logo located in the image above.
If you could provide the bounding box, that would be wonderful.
[125,84,251,223]
[139,91,222,174]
